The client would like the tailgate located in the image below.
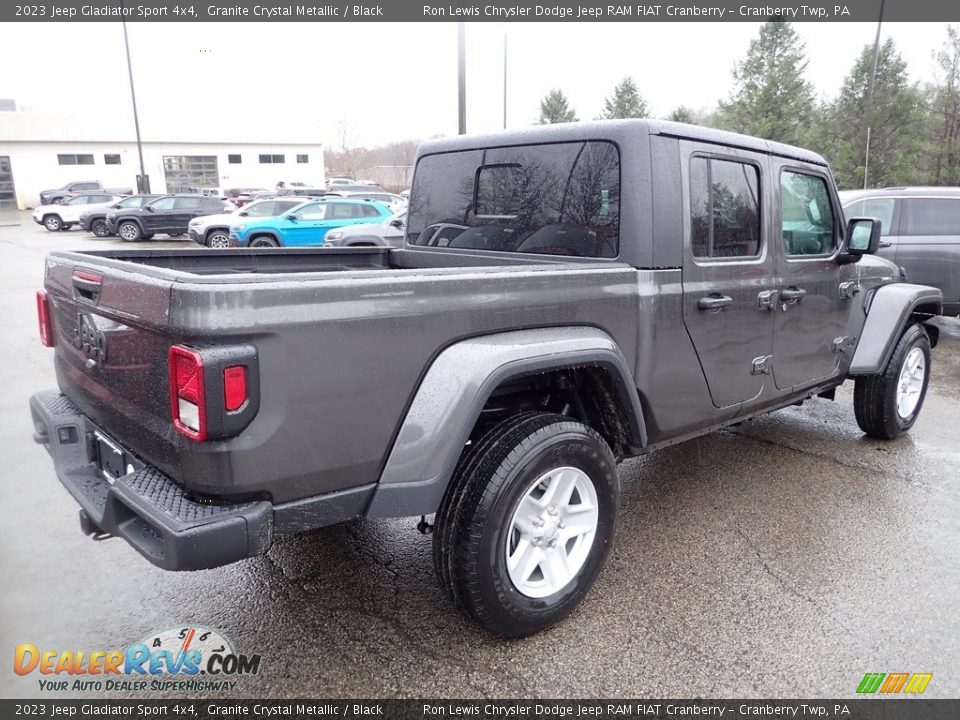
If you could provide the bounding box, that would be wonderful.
[44,254,180,477]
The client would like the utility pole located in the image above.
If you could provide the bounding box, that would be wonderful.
[503,30,508,129]
[863,0,886,190]
[457,22,466,135]
[122,19,149,192]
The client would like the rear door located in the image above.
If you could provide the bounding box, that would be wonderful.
[897,197,960,312]
[680,141,777,409]
[770,163,848,390]
[171,197,205,232]
[143,196,176,232]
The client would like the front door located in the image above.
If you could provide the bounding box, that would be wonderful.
[143,196,176,232]
[282,201,332,246]
[771,164,849,390]
[680,142,777,409]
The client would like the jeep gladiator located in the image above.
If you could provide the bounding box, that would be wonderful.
[30,121,941,637]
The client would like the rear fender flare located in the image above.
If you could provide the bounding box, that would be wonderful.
[848,283,942,375]
[365,327,645,519]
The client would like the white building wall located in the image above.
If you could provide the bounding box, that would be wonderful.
[2,141,325,208]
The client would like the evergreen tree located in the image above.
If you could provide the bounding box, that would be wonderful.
[538,89,578,124]
[666,106,695,124]
[826,38,924,189]
[717,22,817,146]
[601,77,649,119]
[926,25,960,185]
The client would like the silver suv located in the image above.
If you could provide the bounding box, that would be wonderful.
[840,186,960,316]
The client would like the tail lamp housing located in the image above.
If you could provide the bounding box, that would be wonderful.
[168,344,260,442]
[37,290,54,347]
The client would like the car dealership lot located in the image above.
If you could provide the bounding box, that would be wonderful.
[1,218,958,699]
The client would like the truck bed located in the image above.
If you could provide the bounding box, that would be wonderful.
[42,246,641,505]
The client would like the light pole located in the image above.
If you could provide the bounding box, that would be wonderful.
[121,19,149,192]
[457,22,466,135]
[863,0,886,190]
[503,29,508,129]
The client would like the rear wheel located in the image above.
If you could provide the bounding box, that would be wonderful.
[854,323,931,439]
[206,229,231,248]
[43,215,62,232]
[433,412,619,637]
[118,221,142,242]
[91,219,110,237]
[249,235,279,248]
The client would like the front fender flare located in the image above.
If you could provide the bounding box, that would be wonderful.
[848,283,942,375]
[365,327,645,519]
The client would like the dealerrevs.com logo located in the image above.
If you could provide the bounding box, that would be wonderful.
[14,626,261,693]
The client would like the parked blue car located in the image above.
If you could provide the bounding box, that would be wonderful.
[229,198,393,247]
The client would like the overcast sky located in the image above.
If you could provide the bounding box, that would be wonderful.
[0,22,953,148]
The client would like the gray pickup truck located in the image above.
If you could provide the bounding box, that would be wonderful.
[30,121,941,637]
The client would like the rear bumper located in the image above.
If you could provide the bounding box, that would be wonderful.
[30,389,273,571]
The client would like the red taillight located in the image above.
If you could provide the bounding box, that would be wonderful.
[36,290,54,347]
[169,345,206,441]
[223,365,247,411]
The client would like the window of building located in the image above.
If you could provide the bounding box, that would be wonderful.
[297,154,309,164]
[780,171,835,256]
[58,154,95,166]
[690,157,761,258]
[259,154,285,164]
[104,154,121,165]
[162,155,219,194]
[228,154,241,164]
[407,141,620,258]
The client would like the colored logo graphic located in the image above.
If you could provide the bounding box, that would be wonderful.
[856,672,933,694]
[14,626,260,678]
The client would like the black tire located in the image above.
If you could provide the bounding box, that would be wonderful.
[118,221,142,242]
[854,323,931,440]
[91,219,110,237]
[206,229,231,248]
[168,233,184,238]
[142,234,155,240]
[249,235,279,248]
[42,215,62,232]
[433,412,619,637]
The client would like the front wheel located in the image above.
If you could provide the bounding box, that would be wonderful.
[43,215,62,232]
[854,323,931,439]
[433,412,619,637]
[91,219,110,237]
[206,229,231,248]
[118,222,142,242]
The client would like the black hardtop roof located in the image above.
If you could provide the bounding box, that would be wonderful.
[417,119,828,167]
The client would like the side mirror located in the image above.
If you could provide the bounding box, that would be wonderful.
[846,217,881,254]
[239,211,248,217]
[389,219,403,229]
[286,214,299,222]
[145,206,155,212]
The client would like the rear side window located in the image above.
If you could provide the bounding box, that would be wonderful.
[690,157,760,258]
[844,197,895,236]
[407,141,620,258]
[175,197,203,209]
[360,204,381,218]
[779,171,836,256]
[903,198,960,236]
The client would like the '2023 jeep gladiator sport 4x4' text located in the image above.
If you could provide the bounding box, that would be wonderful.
[30,121,941,637]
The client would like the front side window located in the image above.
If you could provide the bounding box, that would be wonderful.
[245,202,276,217]
[780,171,836,256]
[149,197,176,211]
[690,157,761,258]
[902,198,960,236]
[844,197,895,236]
[407,141,620,258]
[65,196,88,205]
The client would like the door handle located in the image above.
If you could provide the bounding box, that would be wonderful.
[697,294,733,311]
[879,241,892,248]
[780,287,807,302]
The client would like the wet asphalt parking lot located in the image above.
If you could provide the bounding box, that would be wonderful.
[1,216,958,699]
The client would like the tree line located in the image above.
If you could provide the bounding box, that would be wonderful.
[537,22,960,190]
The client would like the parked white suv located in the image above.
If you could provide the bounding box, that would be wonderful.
[33,193,125,232]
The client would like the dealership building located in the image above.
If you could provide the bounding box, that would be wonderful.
[0,105,325,209]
